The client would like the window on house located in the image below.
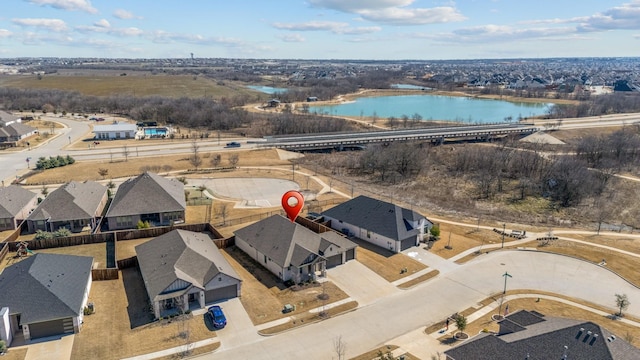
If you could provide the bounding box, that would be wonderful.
[264,255,267,264]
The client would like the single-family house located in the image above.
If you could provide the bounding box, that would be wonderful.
[0,123,37,144]
[0,185,38,231]
[445,310,640,360]
[93,123,138,140]
[322,195,432,253]
[105,172,186,230]
[234,214,357,283]
[26,181,108,233]
[0,111,20,127]
[135,230,241,319]
[0,253,93,343]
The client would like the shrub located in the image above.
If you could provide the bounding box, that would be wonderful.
[34,230,53,240]
[53,228,71,238]
[430,225,440,239]
[136,220,151,229]
[0,339,6,354]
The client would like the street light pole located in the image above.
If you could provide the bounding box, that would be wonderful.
[501,223,506,248]
[498,271,512,319]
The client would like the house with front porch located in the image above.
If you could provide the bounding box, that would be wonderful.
[135,230,241,319]
[25,181,108,233]
[105,172,186,230]
[234,215,357,283]
[322,195,432,253]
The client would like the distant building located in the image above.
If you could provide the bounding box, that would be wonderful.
[93,123,138,140]
[267,99,281,107]
[0,111,21,127]
[306,96,318,102]
[613,80,639,92]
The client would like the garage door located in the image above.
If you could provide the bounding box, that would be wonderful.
[28,318,73,339]
[326,254,342,268]
[205,284,237,303]
[400,237,416,251]
[346,248,355,261]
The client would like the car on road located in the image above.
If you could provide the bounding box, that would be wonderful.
[207,305,227,329]
[225,141,241,148]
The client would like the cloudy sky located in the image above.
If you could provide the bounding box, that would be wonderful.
[1,0,639,59]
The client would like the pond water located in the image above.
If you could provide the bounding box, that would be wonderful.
[310,94,552,123]
[247,85,288,94]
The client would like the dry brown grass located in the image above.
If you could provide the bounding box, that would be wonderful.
[397,270,440,289]
[155,343,221,360]
[430,224,501,259]
[0,348,27,360]
[24,149,290,184]
[353,239,427,282]
[70,271,214,360]
[349,345,420,360]
[258,300,358,335]
[221,246,350,325]
[0,242,107,272]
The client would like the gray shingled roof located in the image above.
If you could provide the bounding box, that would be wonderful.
[234,215,356,268]
[0,185,36,218]
[445,310,640,360]
[106,172,185,217]
[27,181,106,222]
[135,230,240,302]
[0,110,18,126]
[322,195,427,241]
[0,122,36,138]
[0,253,93,324]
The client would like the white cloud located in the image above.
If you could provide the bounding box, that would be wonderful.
[113,9,141,20]
[278,34,305,42]
[12,18,68,32]
[578,1,640,31]
[272,21,380,35]
[26,0,97,14]
[94,19,110,28]
[0,29,12,38]
[308,0,465,25]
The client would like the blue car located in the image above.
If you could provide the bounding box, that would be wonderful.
[207,305,227,329]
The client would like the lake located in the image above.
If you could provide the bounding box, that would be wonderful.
[310,94,552,123]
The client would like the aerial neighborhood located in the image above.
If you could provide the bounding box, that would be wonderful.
[1,56,640,359]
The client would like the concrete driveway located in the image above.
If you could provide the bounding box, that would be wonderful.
[212,298,262,350]
[9,334,75,360]
[327,260,399,306]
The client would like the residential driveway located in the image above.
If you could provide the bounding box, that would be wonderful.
[189,177,299,207]
[213,298,261,350]
[13,334,75,360]
[402,247,459,275]
[198,250,640,360]
[326,260,399,306]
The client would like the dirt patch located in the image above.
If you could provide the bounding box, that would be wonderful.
[352,238,427,282]
[71,270,214,360]
[221,246,350,325]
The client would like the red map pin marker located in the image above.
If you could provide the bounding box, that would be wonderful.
[281,190,304,222]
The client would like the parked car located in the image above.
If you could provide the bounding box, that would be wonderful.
[207,305,227,329]
[225,141,241,148]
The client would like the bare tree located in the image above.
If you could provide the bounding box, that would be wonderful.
[216,203,229,225]
[122,145,130,161]
[616,293,630,317]
[98,168,109,179]
[189,139,202,170]
[332,335,347,360]
[228,153,239,168]
[210,154,222,168]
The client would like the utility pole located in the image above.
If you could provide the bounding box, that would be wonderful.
[501,223,506,248]
[498,271,512,319]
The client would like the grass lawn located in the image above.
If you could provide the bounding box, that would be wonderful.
[221,246,350,325]
[0,242,107,272]
[397,270,440,289]
[70,268,215,360]
[352,238,427,282]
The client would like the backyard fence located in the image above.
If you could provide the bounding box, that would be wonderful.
[91,268,119,281]
[117,256,138,269]
[0,243,8,265]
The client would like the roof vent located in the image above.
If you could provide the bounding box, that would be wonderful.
[576,328,584,339]
[583,331,591,343]
[590,334,598,346]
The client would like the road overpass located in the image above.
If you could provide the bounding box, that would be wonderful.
[258,123,539,151]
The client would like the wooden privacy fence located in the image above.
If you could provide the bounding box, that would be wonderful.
[117,256,138,269]
[91,268,119,281]
[0,243,8,265]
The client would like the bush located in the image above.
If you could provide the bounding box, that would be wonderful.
[34,230,53,240]
[53,228,71,238]
[430,225,440,239]
[136,220,151,229]
[0,339,6,354]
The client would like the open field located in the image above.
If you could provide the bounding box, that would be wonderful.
[221,246,351,326]
[0,74,262,99]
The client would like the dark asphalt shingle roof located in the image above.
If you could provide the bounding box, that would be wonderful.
[445,310,640,360]
[234,215,356,268]
[135,229,240,302]
[0,253,93,324]
[106,172,185,217]
[27,181,107,222]
[0,185,36,218]
[322,195,428,241]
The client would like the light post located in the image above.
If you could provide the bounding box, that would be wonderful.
[501,223,506,248]
[498,271,512,319]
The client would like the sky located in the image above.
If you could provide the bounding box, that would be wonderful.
[0,0,639,60]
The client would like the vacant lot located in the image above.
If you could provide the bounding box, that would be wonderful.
[71,268,215,360]
[352,238,427,282]
[221,246,350,325]
[427,223,501,260]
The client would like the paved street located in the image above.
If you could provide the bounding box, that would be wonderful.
[195,250,640,360]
